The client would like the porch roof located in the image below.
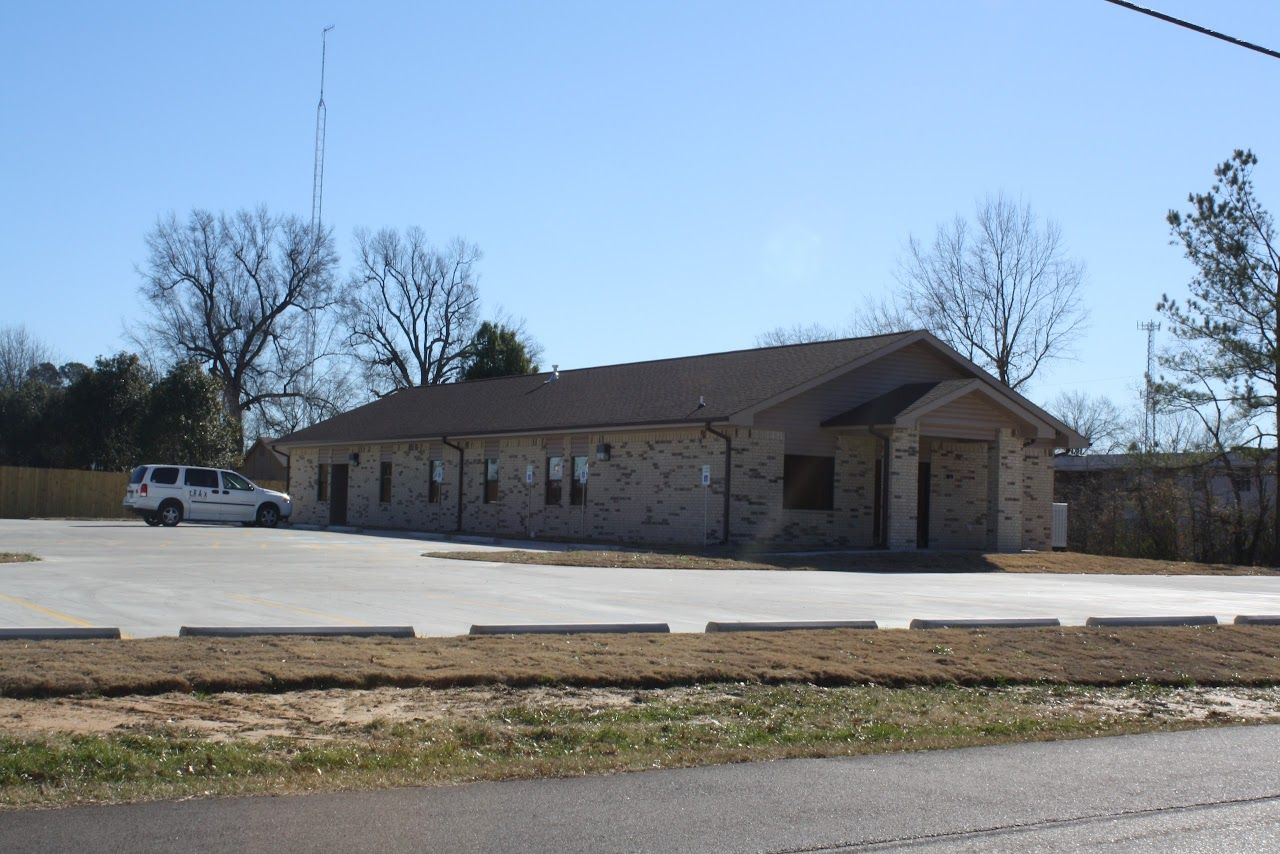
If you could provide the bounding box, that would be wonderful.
[821,379,1057,439]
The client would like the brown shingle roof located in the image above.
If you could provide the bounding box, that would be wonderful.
[277,332,917,446]
[821,379,979,427]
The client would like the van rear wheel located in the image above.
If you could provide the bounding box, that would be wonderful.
[143,513,161,527]
[256,503,280,528]
[159,501,183,527]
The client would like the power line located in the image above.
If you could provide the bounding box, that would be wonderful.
[1102,0,1280,61]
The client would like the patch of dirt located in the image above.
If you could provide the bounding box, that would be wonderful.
[0,685,730,742]
[1062,687,1280,722]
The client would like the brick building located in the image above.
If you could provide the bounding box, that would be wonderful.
[274,332,1084,550]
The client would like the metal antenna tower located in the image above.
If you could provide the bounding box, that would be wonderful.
[311,25,334,231]
[1138,321,1161,450]
[303,26,334,422]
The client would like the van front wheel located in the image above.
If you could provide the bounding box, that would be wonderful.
[256,503,280,528]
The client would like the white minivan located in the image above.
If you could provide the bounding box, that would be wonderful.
[123,464,292,527]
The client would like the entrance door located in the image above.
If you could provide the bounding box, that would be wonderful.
[916,462,931,548]
[329,464,349,525]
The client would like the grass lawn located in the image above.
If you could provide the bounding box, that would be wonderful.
[3,626,1280,700]
[3,683,1278,808]
[0,553,39,564]
[425,548,1280,576]
[4,629,1280,808]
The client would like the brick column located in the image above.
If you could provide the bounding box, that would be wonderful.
[886,427,919,551]
[1021,445,1054,550]
[986,428,1024,552]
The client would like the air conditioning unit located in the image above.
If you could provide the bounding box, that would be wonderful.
[1051,503,1068,550]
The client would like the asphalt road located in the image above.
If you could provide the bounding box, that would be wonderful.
[2,725,1277,852]
[3,520,1280,637]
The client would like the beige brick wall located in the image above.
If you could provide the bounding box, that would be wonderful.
[285,425,1055,551]
[928,439,988,549]
[288,442,459,531]
[290,427,878,547]
[728,430,876,548]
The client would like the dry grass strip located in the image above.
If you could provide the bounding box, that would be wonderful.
[425,548,1279,575]
[0,553,39,564]
[2,626,1279,700]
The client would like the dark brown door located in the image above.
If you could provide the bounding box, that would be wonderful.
[916,462,931,548]
[329,464,349,525]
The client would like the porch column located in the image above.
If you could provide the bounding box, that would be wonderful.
[987,427,1024,552]
[886,427,919,550]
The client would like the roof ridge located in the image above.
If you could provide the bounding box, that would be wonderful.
[438,329,922,388]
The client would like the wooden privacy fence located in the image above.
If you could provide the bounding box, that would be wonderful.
[0,466,287,520]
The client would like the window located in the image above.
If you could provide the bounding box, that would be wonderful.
[484,458,499,503]
[317,464,329,501]
[783,455,834,511]
[130,466,147,485]
[184,468,218,489]
[570,456,588,506]
[428,460,443,503]
[150,467,179,485]
[379,462,393,503]
[546,456,563,505]
[222,471,252,491]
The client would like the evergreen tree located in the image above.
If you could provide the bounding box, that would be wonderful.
[460,322,539,381]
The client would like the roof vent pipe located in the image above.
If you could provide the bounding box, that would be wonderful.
[545,365,560,384]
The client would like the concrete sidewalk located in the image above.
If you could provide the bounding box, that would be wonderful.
[3,725,1278,852]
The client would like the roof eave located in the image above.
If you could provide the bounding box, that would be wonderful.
[272,416,737,449]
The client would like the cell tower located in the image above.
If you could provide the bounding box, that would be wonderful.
[303,26,334,423]
[1138,320,1161,451]
[311,25,334,231]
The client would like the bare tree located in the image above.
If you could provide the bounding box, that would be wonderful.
[755,322,845,347]
[341,228,482,395]
[755,305,910,346]
[0,325,54,390]
[889,195,1087,390]
[135,208,338,443]
[1050,391,1128,455]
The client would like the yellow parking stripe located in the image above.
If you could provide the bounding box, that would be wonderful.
[230,594,368,625]
[0,593,96,628]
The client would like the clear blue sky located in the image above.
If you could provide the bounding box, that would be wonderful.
[4,0,1279,413]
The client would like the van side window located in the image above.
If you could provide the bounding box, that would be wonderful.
[150,467,179,485]
[184,468,218,489]
[222,471,252,491]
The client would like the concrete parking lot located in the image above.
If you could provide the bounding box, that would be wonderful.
[3,519,1280,637]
